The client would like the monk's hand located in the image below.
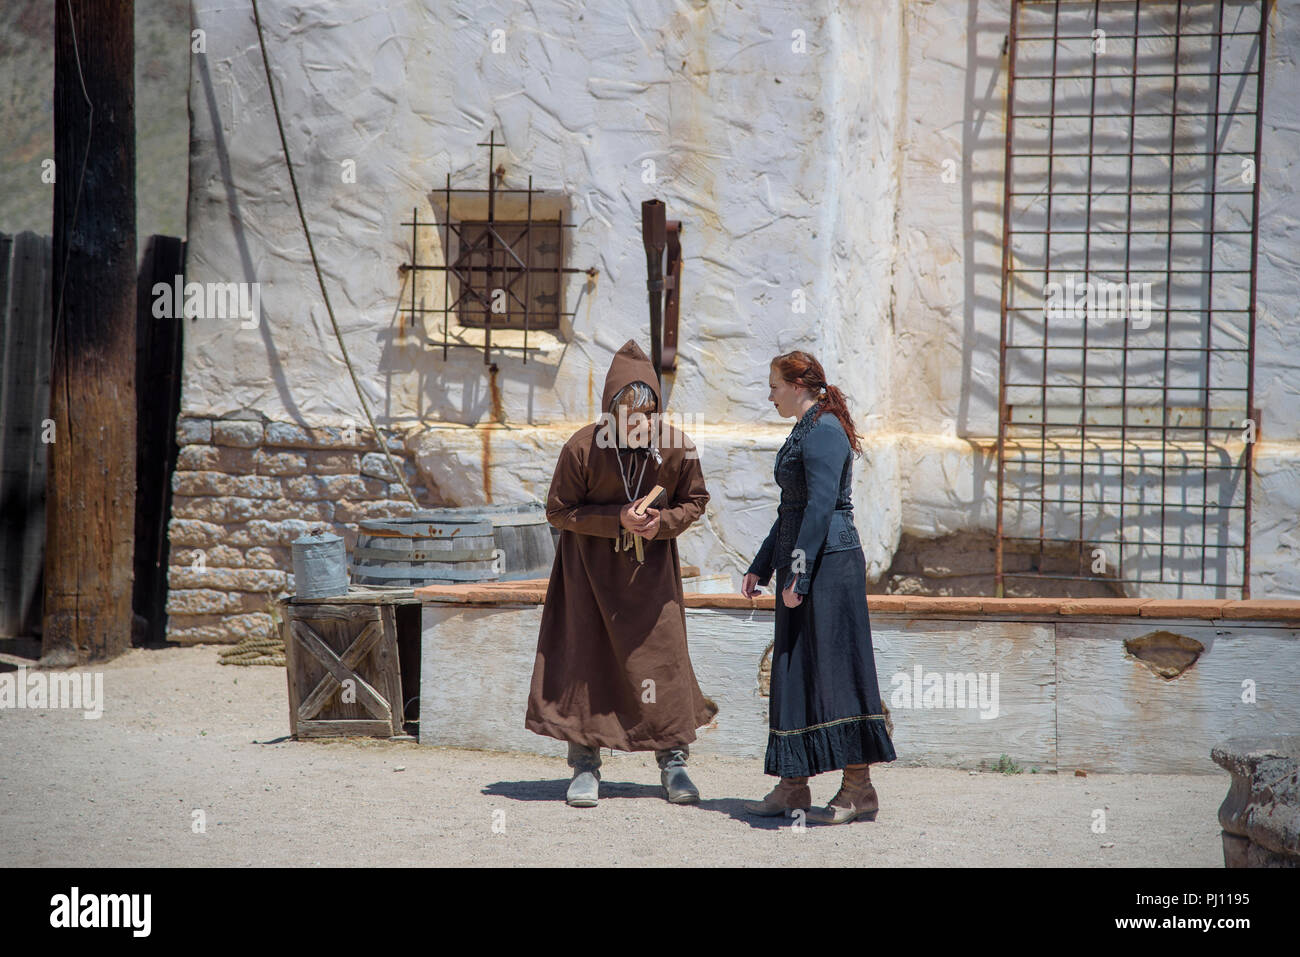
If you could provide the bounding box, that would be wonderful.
[634,506,660,539]
[619,502,643,533]
[782,575,803,608]
[619,502,659,538]
[741,573,761,598]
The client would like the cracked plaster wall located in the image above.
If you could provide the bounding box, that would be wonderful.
[181,0,1300,595]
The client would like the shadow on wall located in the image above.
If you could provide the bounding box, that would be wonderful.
[195,50,301,425]
[375,313,567,427]
[956,0,1013,437]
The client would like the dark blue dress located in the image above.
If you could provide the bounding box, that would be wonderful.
[746,403,897,777]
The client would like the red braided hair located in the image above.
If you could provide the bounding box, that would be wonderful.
[770,351,862,455]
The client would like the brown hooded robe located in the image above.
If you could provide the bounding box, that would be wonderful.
[524,340,716,751]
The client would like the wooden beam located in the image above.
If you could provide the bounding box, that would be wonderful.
[44,0,137,664]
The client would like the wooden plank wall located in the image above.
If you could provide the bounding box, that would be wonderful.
[420,603,1300,772]
[0,232,54,638]
[421,604,564,757]
[1057,621,1300,773]
[0,232,185,643]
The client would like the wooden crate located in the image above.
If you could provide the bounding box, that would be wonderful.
[282,591,413,739]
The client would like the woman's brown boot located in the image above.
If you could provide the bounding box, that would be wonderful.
[808,763,878,824]
[744,776,812,817]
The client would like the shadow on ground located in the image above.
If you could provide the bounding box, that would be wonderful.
[483,779,795,829]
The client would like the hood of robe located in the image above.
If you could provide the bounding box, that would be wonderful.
[601,339,662,414]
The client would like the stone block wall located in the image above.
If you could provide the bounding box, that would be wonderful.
[164,414,439,644]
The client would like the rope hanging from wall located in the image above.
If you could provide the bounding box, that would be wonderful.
[249,0,419,508]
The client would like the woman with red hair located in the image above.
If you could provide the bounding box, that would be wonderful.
[741,351,896,824]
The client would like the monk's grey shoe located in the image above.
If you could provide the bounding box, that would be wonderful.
[566,742,602,808]
[655,746,700,804]
[566,769,600,807]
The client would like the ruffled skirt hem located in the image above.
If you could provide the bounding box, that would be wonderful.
[764,713,897,777]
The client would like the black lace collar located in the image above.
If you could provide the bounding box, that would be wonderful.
[790,401,823,443]
[776,401,824,465]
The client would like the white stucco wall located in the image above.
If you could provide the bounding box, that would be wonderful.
[182,0,1299,597]
[184,0,908,583]
[184,0,902,426]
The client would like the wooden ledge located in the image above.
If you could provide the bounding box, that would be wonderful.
[683,595,1298,620]
[407,563,1300,621]
[415,565,701,604]
[415,584,1300,622]
[416,579,551,604]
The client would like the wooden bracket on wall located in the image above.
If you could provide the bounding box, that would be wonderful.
[641,198,684,385]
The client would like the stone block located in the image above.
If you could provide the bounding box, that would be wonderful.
[176,417,212,445]
[283,475,387,500]
[244,546,292,570]
[166,612,277,645]
[167,566,289,592]
[213,419,264,448]
[166,519,226,547]
[254,449,309,476]
[175,445,220,471]
[306,451,362,475]
[170,497,229,522]
[221,497,335,523]
[360,451,399,481]
[165,588,245,615]
[172,471,282,499]
[226,519,316,547]
[263,421,381,451]
[334,499,419,523]
[172,544,245,568]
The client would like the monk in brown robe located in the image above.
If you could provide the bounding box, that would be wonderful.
[525,339,716,807]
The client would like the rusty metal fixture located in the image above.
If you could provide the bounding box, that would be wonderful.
[640,198,684,387]
[995,0,1268,599]
[664,220,683,372]
[642,199,666,383]
[399,131,590,365]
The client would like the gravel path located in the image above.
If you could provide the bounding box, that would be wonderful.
[0,646,1227,867]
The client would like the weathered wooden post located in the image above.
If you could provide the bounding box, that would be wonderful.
[44,0,137,664]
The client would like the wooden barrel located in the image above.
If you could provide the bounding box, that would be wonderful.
[351,502,555,587]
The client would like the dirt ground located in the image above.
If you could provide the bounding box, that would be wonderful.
[0,645,1228,867]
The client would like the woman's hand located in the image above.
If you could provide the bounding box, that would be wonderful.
[782,575,804,608]
[741,572,761,598]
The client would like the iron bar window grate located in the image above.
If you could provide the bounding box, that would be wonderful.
[398,132,589,365]
[995,0,1269,598]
